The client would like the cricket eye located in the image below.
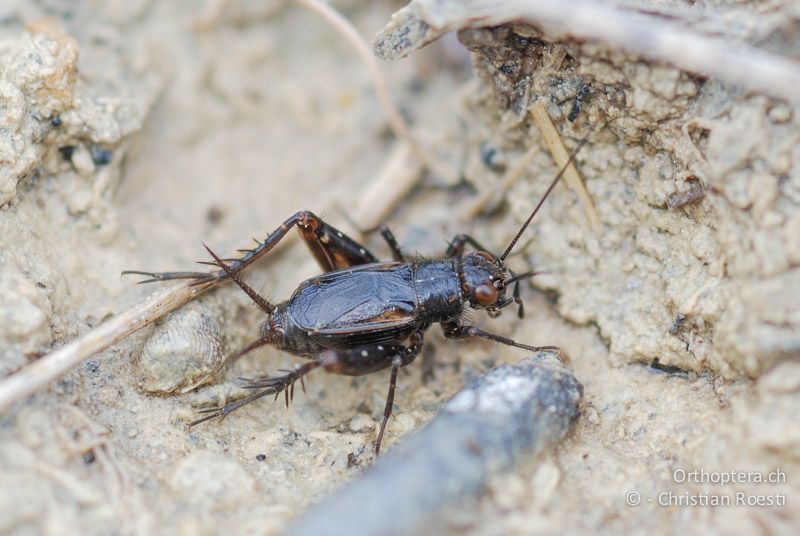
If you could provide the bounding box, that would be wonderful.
[474,284,499,306]
[475,251,494,261]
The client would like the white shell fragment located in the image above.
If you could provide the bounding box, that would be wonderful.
[136,302,226,395]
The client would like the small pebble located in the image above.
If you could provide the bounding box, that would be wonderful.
[586,406,601,426]
[90,146,113,166]
[767,103,792,124]
[349,415,375,433]
[70,144,95,176]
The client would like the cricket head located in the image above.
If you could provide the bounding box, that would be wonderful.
[459,129,592,319]
[459,251,511,316]
[459,250,536,319]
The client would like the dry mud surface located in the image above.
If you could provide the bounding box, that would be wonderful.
[0,0,798,534]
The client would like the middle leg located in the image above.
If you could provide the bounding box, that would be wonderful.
[321,331,424,454]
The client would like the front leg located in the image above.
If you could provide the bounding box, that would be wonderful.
[441,321,558,353]
[123,210,379,284]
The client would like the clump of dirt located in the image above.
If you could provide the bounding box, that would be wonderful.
[457,22,800,380]
[0,0,797,534]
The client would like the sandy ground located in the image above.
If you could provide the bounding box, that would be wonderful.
[0,0,798,534]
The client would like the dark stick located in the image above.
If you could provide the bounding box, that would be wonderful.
[289,351,583,536]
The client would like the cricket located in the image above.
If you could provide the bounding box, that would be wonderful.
[123,135,589,454]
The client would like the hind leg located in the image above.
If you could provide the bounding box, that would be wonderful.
[123,210,380,284]
[190,361,321,426]
[190,332,423,442]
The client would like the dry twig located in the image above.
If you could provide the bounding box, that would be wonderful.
[459,138,540,223]
[352,142,424,232]
[0,281,216,412]
[459,103,601,230]
[530,101,601,231]
[295,0,456,183]
[374,0,800,104]
[290,353,583,535]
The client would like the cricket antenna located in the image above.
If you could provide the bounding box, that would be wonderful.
[497,129,594,263]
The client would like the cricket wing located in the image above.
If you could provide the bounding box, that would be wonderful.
[287,263,419,336]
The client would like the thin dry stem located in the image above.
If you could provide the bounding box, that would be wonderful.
[459,103,600,229]
[530,101,601,231]
[294,0,457,183]
[0,280,216,412]
[352,142,423,232]
[459,139,540,223]
[374,0,800,104]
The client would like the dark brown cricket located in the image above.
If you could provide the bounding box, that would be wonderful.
[124,132,591,454]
